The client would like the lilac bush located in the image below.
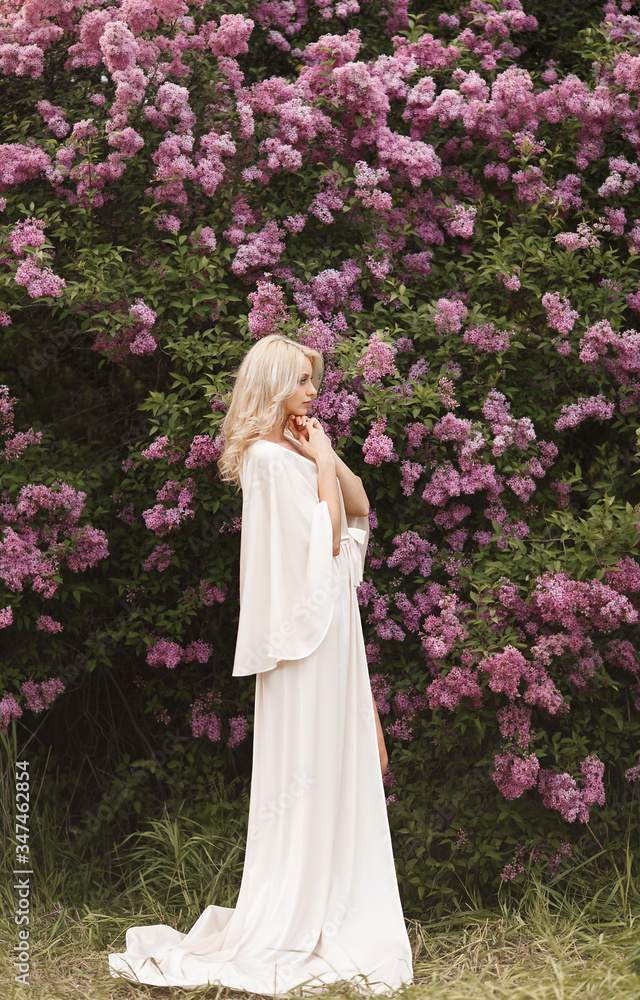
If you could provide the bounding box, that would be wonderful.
[1,0,640,912]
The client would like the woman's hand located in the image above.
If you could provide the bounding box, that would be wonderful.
[288,416,334,466]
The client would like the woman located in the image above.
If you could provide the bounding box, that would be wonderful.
[109,334,413,995]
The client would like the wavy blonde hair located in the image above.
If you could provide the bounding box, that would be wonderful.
[217,334,324,490]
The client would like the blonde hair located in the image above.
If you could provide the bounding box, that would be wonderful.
[217,334,324,490]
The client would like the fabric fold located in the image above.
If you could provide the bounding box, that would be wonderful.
[232,440,337,677]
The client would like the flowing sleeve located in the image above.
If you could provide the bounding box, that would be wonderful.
[232,442,337,677]
[345,510,370,589]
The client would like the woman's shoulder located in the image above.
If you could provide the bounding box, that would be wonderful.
[243,438,292,476]
[242,438,317,492]
[246,436,311,463]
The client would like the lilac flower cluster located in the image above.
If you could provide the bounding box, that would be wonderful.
[0,473,109,598]
[0,676,65,733]
[247,278,288,338]
[463,322,513,354]
[492,752,540,800]
[554,394,615,431]
[185,434,224,469]
[541,292,578,336]
[538,756,605,823]
[357,333,398,383]
[142,478,197,535]
[433,297,468,333]
[190,691,222,742]
[362,418,398,465]
[147,635,213,669]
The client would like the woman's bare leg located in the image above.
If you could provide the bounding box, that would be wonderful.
[371,690,388,776]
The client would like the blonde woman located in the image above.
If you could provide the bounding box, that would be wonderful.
[109,334,413,995]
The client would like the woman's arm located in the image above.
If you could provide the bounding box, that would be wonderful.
[334,451,370,518]
[316,454,342,556]
[291,417,341,555]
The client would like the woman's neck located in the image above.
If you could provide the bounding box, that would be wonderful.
[262,421,290,444]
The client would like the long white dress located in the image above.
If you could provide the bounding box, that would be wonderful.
[108,434,414,995]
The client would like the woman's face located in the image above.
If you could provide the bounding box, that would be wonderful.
[284,357,317,418]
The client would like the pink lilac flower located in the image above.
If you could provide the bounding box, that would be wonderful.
[400,460,423,496]
[207,13,254,57]
[438,377,459,409]
[478,645,529,699]
[228,716,249,747]
[195,226,217,251]
[427,666,483,711]
[555,222,600,251]
[147,637,183,669]
[507,474,537,502]
[421,594,469,660]
[141,435,184,463]
[20,678,65,713]
[555,395,614,431]
[538,756,604,823]
[156,213,181,233]
[185,434,223,468]
[283,213,307,232]
[8,218,46,257]
[499,270,521,291]
[0,693,22,733]
[232,221,285,278]
[142,544,174,572]
[496,704,533,746]
[35,614,63,633]
[492,752,540,800]
[604,557,640,594]
[551,479,571,510]
[501,861,525,881]
[538,441,558,467]
[4,429,42,460]
[247,278,287,338]
[550,173,583,210]
[357,333,397,383]
[445,203,477,239]
[14,259,66,299]
[482,390,536,455]
[385,718,413,741]
[513,166,548,203]
[433,297,468,333]
[605,640,639,673]
[202,582,227,604]
[362,417,398,465]
[0,606,13,628]
[405,422,429,454]
[0,144,50,191]
[190,691,222,741]
[463,322,513,353]
[387,531,436,576]
[625,765,640,782]
[542,293,578,334]
[183,640,213,664]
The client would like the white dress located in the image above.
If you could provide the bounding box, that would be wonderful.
[108,434,414,996]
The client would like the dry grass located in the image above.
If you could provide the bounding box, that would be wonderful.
[2,889,640,1000]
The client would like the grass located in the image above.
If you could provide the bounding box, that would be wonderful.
[1,775,639,1000]
[1,885,640,1000]
[2,820,640,1000]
